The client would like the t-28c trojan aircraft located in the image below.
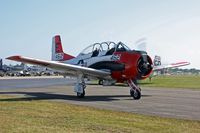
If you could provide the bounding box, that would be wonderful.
[6,35,187,100]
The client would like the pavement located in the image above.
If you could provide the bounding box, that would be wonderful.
[0,77,200,121]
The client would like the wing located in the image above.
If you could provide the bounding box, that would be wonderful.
[153,61,190,71]
[6,55,111,79]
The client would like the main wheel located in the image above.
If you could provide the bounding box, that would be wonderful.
[130,89,141,100]
[77,90,85,98]
[98,80,103,85]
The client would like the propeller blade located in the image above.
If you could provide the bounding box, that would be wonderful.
[134,37,147,51]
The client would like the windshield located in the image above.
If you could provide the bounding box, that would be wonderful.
[116,42,131,52]
[80,44,94,55]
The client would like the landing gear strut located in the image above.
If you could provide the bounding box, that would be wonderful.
[74,75,86,98]
[127,79,141,100]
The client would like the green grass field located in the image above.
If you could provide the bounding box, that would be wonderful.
[0,95,200,133]
[139,75,200,89]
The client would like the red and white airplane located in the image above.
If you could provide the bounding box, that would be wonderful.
[7,35,190,100]
[153,55,190,70]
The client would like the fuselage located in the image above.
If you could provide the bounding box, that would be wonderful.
[62,42,153,82]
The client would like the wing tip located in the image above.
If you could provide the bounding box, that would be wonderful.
[171,61,191,66]
[6,55,21,61]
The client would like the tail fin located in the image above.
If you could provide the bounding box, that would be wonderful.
[0,59,2,70]
[154,55,161,66]
[52,35,74,61]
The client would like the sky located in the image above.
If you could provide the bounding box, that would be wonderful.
[0,0,200,69]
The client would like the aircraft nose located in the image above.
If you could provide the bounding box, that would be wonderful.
[137,54,153,78]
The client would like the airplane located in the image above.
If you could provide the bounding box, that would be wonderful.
[0,59,5,77]
[3,62,31,76]
[26,65,50,76]
[6,35,188,100]
[0,59,3,71]
[145,55,190,80]
[7,35,153,99]
[153,55,190,71]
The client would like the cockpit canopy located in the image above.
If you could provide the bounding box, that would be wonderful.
[79,42,131,56]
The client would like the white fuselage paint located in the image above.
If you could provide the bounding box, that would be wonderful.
[63,51,114,68]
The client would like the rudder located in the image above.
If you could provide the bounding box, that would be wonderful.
[154,55,161,66]
[0,59,2,70]
[52,35,74,61]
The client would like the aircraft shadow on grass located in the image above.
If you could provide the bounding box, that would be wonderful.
[0,91,151,102]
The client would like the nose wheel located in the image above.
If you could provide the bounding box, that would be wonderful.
[127,80,141,100]
[130,89,141,100]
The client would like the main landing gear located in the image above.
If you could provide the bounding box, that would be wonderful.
[127,79,141,100]
[74,75,86,98]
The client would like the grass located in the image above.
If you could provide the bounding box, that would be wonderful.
[139,75,200,89]
[0,95,200,133]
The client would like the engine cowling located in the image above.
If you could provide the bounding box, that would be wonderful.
[111,51,153,82]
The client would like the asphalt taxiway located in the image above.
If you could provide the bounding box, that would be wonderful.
[0,77,200,121]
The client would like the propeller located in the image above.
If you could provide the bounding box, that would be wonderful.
[134,37,147,52]
[134,38,153,78]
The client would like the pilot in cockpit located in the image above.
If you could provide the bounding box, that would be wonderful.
[92,48,99,57]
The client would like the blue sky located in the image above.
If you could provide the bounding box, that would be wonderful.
[1,0,200,68]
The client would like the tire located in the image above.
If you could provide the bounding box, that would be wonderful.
[130,89,141,100]
[77,90,85,98]
[98,80,103,85]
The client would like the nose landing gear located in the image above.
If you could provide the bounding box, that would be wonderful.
[127,79,141,100]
